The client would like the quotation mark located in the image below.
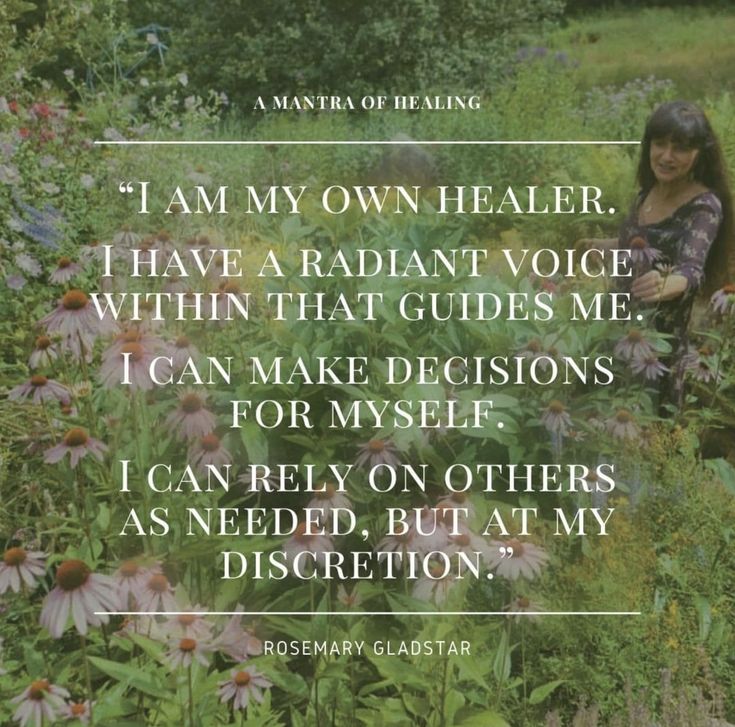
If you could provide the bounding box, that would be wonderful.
[498,546,515,559]
[119,181,135,194]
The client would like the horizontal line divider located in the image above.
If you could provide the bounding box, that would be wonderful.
[96,611,641,617]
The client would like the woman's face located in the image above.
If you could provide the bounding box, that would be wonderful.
[649,135,700,184]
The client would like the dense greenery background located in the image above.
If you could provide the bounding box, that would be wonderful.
[1,2,734,726]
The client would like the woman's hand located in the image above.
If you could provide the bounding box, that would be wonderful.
[631,270,689,302]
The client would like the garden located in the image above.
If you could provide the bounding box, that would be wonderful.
[1,1,735,725]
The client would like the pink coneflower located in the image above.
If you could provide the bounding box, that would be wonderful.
[412,562,457,605]
[445,525,491,562]
[137,572,177,612]
[112,227,141,248]
[28,335,58,369]
[283,522,334,575]
[62,700,93,724]
[163,275,188,295]
[540,400,572,436]
[605,408,641,441]
[518,338,545,363]
[79,240,107,264]
[630,354,669,381]
[99,340,161,391]
[49,256,82,284]
[337,584,363,609]
[189,433,232,471]
[0,547,46,594]
[40,559,118,637]
[8,374,71,405]
[486,539,549,581]
[213,610,263,661]
[11,679,69,727]
[355,438,402,469]
[709,283,735,315]
[436,491,475,520]
[163,606,213,641]
[114,559,159,607]
[376,507,449,559]
[39,289,115,358]
[614,329,655,362]
[168,334,200,368]
[163,636,212,670]
[626,235,661,266]
[504,595,543,622]
[166,392,216,441]
[218,668,272,711]
[689,359,720,384]
[308,482,352,525]
[44,427,107,468]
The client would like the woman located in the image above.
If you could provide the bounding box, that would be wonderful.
[582,100,733,410]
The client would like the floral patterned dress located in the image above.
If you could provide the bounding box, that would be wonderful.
[617,190,723,407]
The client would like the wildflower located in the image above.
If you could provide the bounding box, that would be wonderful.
[517,338,545,363]
[355,438,401,469]
[8,375,71,405]
[0,547,46,594]
[627,235,661,266]
[168,334,200,368]
[614,329,655,362]
[79,174,95,190]
[11,679,69,727]
[62,700,93,723]
[44,427,107,468]
[137,572,177,612]
[163,606,213,641]
[337,585,362,609]
[166,392,216,440]
[218,668,272,711]
[213,610,263,660]
[15,252,42,277]
[540,400,572,436]
[112,227,141,248]
[486,539,549,581]
[630,354,669,381]
[605,408,641,441]
[689,359,720,384]
[283,522,334,575]
[189,433,232,471]
[164,636,211,670]
[412,562,457,605]
[49,256,82,284]
[39,289,115,357]
[6,274,26,290]
[436,491,476,520]
[376,506,449,559]
[99,340,162,391]
[40,560,118,637]
[307,482,353,525]
[114,559,159,607]
[445,526,491,562]
[504,595,543,621]
[710,284,735,316]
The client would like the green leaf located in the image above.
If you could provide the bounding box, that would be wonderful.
[694,596,712,642]
[705,458,735,495]
[87,656,168,699]
[528,679,565,705]
[458,710,510,726]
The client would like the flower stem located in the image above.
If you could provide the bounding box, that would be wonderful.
[187,663,195,727]
[80,635,95,726]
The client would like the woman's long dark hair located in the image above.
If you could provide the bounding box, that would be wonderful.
[636,100,734,292]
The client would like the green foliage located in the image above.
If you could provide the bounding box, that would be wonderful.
[124,0,565,108]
